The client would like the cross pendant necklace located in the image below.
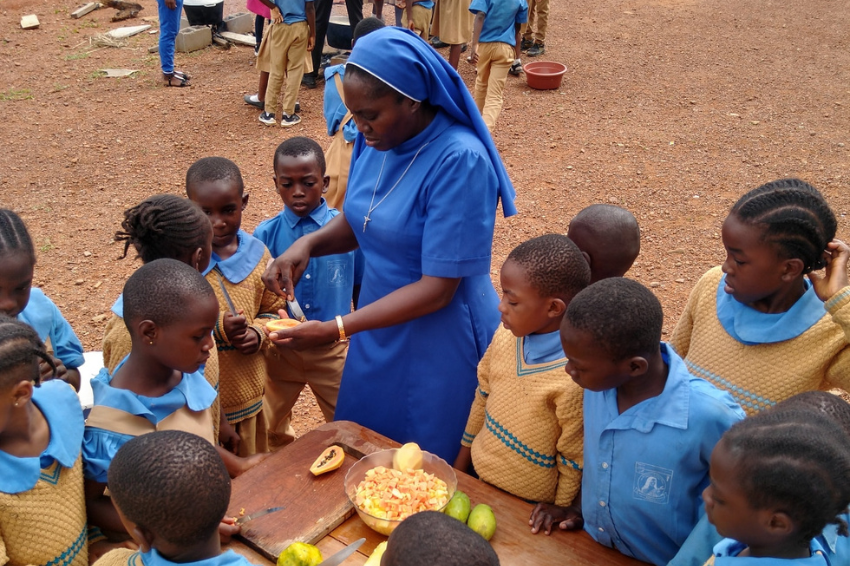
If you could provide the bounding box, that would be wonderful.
[363,141,431,232]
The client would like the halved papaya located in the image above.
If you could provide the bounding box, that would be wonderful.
[310,445,345,476]
[266,318,301,332]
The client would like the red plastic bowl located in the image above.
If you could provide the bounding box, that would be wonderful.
[525,61,567,90]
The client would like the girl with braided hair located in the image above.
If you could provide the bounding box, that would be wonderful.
[671,178,850,418]
[0,209,84,391]
[0,315,89,566]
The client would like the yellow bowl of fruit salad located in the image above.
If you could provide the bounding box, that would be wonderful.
[344,448,457,535]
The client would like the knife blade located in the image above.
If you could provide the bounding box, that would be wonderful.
[234,506,285,526]
[317,538,365,566]
[288,295,307,322]
[216,272,238,316]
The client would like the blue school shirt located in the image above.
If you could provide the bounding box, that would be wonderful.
[0,380,84,494]
[469,0,527,45]
[323,65,359,142]
[412,0,435,9]
[582,343,745,566]
[207,230,267,285]
[253,200,362,322]
[523,330,564,365]
[709,538,832,566]
[125,548,256,566]
[81,360,217,483]
[17,288,85,369]
[272,0,312,25]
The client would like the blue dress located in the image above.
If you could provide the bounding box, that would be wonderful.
[336,110,501,462]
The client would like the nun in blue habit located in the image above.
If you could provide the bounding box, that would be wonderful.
[263,27,516,463]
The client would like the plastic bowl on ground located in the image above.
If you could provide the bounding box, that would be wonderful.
[344,449,457,536]
[524,61,568,90]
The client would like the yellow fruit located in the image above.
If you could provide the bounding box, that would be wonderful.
[277,542,322,566]
[467,504,496,541]
[309,445,345,476]
[363,541,387,566]
[266,318,301,332]
[392,442,424,471]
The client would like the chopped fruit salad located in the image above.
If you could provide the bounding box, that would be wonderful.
[354,466,450,520]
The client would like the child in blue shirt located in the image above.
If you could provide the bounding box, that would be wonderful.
[94,431,259,566]
[401,0,433,39]
[0,209,84,391]
[538,277,744,566]
[468,0,527,131]
[702,404,850,566]
[83,259,224,539]
[257,0,316,126]
[255,137,362,448]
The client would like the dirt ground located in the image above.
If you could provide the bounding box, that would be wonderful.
[1,0,848,437]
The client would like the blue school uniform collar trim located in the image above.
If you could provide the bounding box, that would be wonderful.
[92,357,217,416]
[111,294,124,317]
[207,230,266,284]
[140,548,249,566]
[602,344,690,433]
[716,275,826,345]
[713,537,831,564]
[0,380,84,494]
[282,199,328,228]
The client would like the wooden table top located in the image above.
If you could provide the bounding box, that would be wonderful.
[225,421,646,566]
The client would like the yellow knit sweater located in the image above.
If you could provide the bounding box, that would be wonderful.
[0,458,88,566]
[92,548,134,566]
[208,250,287,425]
[101,315,221,442]
[461,327,584,506]
[671,266,850,414]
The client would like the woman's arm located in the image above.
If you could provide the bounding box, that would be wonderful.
[267,275,460,350]
[262,213,359,299]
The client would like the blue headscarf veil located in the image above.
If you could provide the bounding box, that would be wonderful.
[346,27,517,217]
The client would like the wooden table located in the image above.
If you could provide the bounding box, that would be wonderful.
[225,421,645,566]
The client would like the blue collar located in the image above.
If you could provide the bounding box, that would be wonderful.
[93,357,217,417]
[603,344,691,432]
[139,548,249,566]
[0,380,84,494]
[111,294,124,317]
[282,199,329,228]
[207,230,266,284]
[716,275,826,345]
[522,330,565,365]
[819,514,845,554]
[713,537,831,564]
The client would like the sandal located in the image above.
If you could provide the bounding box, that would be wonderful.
[173,70,192,81]
[164,72,190,87]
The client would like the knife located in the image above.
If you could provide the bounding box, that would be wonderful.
[216,271,238,316]
[288,294,307,322]
[234,506,285,526]
[317,538,365,566]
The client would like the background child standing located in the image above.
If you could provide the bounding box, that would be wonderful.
[520,0,547,56]
[254,138,362,448]
[454,235,589,509]
[257,0,316,127]
[468,0,527,131]
[0,209,84,391]
[567,204,641,283]
[402,0,433,39]
[0,316,88,566]
[187,157,287,456]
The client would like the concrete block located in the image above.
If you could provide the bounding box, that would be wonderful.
[223,12,253,34]
[71,2,100,19]
[175,25,211,52]
[21,14,40,29]
[181,16,190,29]
[219,31,255,47]
[107,24,150,38]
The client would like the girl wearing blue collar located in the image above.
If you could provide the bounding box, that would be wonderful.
[670,179,850,418]
[263,27,516,463]
[0,316,88,566]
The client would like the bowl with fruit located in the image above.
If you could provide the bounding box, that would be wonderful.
[344,443,457,535]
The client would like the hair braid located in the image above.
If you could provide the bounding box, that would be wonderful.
[0,314,54,389]
[0,209,36,262]
[115,195,211,264]
[731,179,837,273]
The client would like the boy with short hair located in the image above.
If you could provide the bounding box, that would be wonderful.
[186,157,287,456]
[567,204,641,283]
[257,0,316,127]
[468,0,527,131]
[382,511,500,566]
[253,137,362,448]
[94,430,257,566]
[540,278,744,566]
[454,235,589,508]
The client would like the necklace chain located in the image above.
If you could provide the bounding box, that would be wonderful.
[363,142,431,232]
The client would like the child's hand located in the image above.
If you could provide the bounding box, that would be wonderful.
[220,420,241,455]
[223,310,250,344]
[235,328,261,355]
[529,503,583,535]
[467,49,479,66]
[234,451,273,477]
[39,355,66,382]
[809,239,850,302]
[219,517,241,543]
[453,446,473,473]
[271,6,283,23]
